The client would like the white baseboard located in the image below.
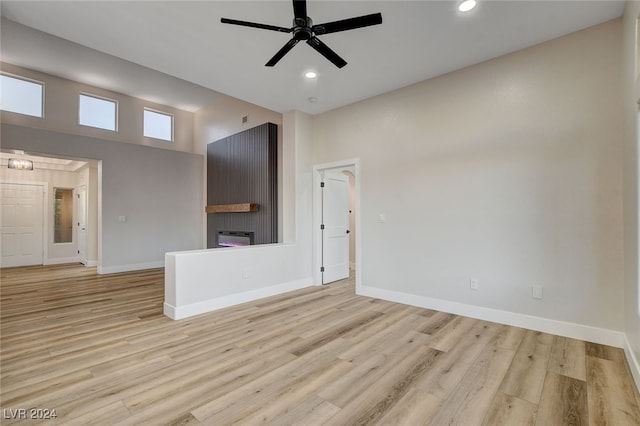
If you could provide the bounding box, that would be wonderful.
[359,285,625,348]
[163,303,177,319]
[44,257,80,265]
[165,277,314,320]
[623,334,640,394]
[98,261,164,274]
[46,257,97,267]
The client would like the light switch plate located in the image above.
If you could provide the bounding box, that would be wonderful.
[532,285,543,299]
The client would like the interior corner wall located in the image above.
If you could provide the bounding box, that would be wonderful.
[312,19,625,335]
[288,110,314,254]
[1,123,204,273]
[622,0,640,388]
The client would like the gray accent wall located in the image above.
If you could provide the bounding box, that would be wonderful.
[1,123,204,272]
[206,123,278,248]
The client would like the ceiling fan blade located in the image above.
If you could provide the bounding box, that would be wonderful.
[306,37,347,68]
[292,0,307,22]
[221,18,292,34]
[313,13,382,35]
[265,38,299,67]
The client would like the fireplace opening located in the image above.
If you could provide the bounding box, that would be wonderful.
[217,230,255,248]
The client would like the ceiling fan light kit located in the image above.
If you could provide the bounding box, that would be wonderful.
[221,0,383,68]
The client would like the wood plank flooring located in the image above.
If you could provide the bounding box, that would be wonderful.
[1,264,639,425]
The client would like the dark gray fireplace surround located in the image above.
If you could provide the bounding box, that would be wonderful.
[206,122,278,248]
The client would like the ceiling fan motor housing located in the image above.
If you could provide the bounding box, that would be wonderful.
[293,17,313,40]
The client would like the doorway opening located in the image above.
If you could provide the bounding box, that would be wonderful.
[0,151,98,268]
[313,159,361,292]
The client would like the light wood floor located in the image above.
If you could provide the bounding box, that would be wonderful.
[1,265,639,425]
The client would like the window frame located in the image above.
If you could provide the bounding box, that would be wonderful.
[78,92,118,132]
[0,72,45,118]
[143,107,174,142]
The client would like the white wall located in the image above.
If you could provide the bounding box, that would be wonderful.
[313,20,624,343]
[622,0,640,390]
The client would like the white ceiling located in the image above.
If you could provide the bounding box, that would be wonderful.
[0,1,625,115]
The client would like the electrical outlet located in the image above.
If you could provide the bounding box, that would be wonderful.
[470,278,479,290]
[242,267,252,279]
[532,285,543,299]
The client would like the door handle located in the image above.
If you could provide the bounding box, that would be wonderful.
[346,230,350,234]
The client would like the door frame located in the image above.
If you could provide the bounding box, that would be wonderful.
[76,184,88,265]
[313,158,361,291]
[0,181,48,267]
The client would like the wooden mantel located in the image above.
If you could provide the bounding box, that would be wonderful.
[205,203,259,214]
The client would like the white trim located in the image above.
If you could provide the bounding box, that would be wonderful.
[76,184,88,265]
[42,185,49,265]
[164,277,313,320]
[624,334,640,393]
[359,285,625,348]
[0,72,45,118]
[78,92,118,132]
[84,260,98,267]
[143,107,174,142]
[98,260,164,274]
[45,256,80,265]
[97,160,103,272]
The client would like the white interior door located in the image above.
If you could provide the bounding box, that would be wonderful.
[1,183,44,268]
[77,185,87,265]
[322,172,350,284]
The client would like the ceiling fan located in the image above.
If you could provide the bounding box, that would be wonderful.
[220,0,383,69]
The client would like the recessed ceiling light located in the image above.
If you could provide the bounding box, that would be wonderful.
[458,0,477,12]
[308,97,318,103]
[305,71,318,79]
